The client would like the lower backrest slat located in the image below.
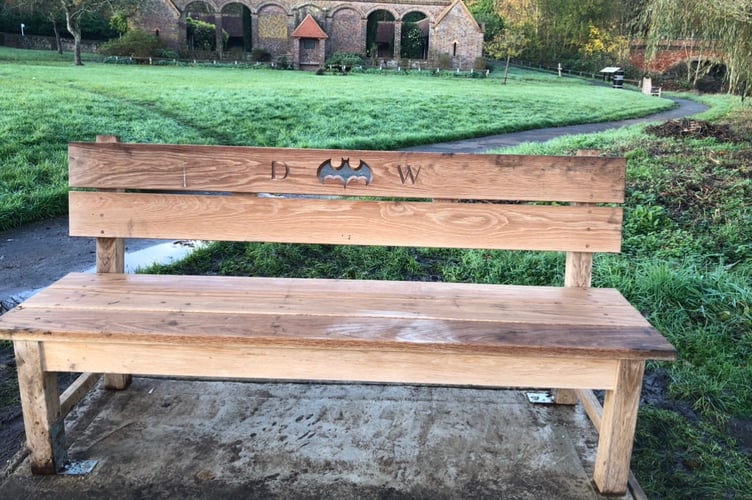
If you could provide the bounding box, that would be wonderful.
[69,191,623,252]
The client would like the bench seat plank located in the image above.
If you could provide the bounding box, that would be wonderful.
[0,273,676,361]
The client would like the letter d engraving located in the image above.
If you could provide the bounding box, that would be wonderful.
[271,161,289,180]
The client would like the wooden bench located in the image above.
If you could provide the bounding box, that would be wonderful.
[0,137,676,495]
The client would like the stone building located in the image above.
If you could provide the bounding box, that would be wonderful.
[136,0,484,69]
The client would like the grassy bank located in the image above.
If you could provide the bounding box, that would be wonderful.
[0,46,672,231]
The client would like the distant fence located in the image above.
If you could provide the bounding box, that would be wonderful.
[510,59,641,86]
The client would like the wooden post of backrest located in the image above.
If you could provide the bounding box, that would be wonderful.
[95,135,131,391]
[554,149,600,405]
[565,149,600,286]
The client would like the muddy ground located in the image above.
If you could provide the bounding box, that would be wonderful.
[0,217,164,469]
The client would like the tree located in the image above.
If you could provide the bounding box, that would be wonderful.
[641,0,752,97]
[109,10,128,37]
[59,1,135,65]
[467,0,505,44]
[486,25,528,84]
[9,0,139,65]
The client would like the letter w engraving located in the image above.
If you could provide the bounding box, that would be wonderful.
[397,165,421,184]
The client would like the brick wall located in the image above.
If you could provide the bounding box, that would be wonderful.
[328,7,362,56]
[630,40,721,74]
[430,1,483,69]
[138,0,482,68]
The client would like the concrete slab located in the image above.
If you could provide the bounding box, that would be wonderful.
[1,377,630,499]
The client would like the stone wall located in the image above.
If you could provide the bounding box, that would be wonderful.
[1,33,100,53]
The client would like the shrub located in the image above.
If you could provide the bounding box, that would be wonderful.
[276,56,290,69]
[156,49,180,60]
[98,30,166,58]
[325,52,364,69]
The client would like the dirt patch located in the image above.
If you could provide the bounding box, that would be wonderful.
[0,343,82,472]
[645,119,739,142]
[0,344,24,469]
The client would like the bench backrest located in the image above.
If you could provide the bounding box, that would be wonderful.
[69,136,626,284]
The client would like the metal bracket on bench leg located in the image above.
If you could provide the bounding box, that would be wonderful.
[525,391,554,404]
[59,460,98,475]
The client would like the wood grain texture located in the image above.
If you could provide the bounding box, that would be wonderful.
[95,237,124,274]
[69,142,627,203]
[0,142,673,492]
[40,341,619,390]
[593,360,646,495]
[69,192,623,252]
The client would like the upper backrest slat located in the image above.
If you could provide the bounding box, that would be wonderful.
[69,142,626,203]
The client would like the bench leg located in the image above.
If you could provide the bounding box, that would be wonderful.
[553,388,578,405]
[593,360,645,495]
[96,234,133,391]
[14,341,68,474]
[104,373,132,390]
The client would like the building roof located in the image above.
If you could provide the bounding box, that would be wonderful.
[291,14,328,39]
[435,0,482,32]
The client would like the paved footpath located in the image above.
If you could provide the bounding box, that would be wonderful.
[405,97,707,153]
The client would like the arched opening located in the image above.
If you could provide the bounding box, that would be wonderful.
[663,59,727,93]
[367,10,395,59]
[400,12,429,60]
[185,1,217,53]
[221,3,252,55]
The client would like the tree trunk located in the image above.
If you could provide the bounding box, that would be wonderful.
[64,7,83,65]
[503,54,511,85]
[52,20,63,55]
[73,33,82,65]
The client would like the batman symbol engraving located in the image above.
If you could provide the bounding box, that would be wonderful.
[317,158,373,187]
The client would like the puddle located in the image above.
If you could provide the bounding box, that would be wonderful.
[87,240,205,274]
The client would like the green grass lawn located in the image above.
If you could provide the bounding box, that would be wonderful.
[0,46,673,231]
[1,47,750,498]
